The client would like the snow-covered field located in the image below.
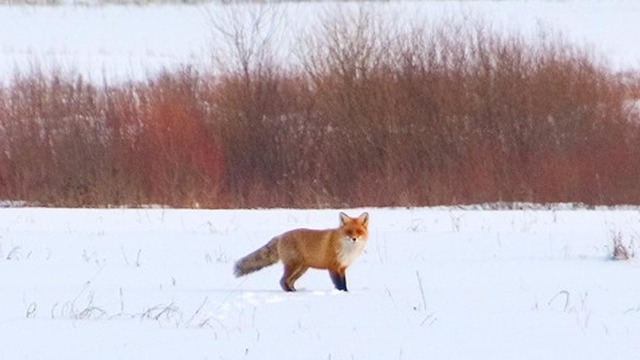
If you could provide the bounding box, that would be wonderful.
[2,1,640,359]
[0,207,639,359]
[1,1,640,84]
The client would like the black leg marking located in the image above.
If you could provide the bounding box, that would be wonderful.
[329,270,348,292]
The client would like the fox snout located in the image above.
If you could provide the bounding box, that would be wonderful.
[345,226,366,243]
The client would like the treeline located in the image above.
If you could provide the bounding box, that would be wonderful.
[1,10,639,208]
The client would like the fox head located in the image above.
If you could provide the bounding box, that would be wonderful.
[339,212,369,242]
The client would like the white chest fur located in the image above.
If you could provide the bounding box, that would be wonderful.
[338,237,366,267]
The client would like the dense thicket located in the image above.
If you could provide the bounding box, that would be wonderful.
[1,10,639,208]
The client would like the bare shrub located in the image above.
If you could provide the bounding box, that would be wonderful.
[293,9,640,207]
[205,4,325,207]
[129,69,225,207]
[611,232,635,261]
[0,69,111,206]
[0,67,226,208]
[206,71,310,207]
[1,8,639,208]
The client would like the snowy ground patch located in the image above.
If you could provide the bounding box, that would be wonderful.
[0,207,639,359]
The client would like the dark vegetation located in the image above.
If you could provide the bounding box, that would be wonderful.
[1,8,639,208]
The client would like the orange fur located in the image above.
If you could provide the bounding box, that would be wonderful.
[234,212,369,291]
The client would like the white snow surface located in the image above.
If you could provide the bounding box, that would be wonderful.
[1,1,640,84]
[1,206,639,359]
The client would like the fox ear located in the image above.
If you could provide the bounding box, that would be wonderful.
[358,212,369,227]
[339,212,350,225]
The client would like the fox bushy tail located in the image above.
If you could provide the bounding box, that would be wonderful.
[234,238,280,277]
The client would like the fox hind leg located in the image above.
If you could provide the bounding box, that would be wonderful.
[329,269,348,292]
[280,263,308,292]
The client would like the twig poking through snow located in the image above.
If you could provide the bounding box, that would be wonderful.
[25,302,37,318]
[6,246,21,260]
[416,271,427,311]
[611,232,635,261]
[186,296,209,327]
[119,287,125,313]
[420,313,437,327]
[548,290,571,312]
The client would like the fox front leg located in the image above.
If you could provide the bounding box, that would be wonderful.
[329,269,348,291]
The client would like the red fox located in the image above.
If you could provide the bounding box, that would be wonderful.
[234,212,369,292]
